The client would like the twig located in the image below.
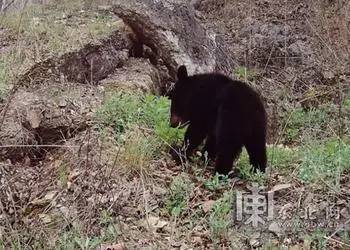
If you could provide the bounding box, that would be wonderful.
[324,225,350,248]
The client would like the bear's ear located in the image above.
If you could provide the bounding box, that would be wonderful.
[177,65,188,80]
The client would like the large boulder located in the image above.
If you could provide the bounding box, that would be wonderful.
[111,0,235,81]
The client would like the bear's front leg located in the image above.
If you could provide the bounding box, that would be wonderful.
[171,124,206,164]
[203,135,217,161]
[183,124,207,157]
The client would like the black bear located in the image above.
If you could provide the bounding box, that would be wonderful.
[169,65,267,176]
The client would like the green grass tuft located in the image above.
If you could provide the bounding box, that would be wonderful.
[299,138,350,188]
[96,91,185,147]
[208,191,234,241]
[166,175,194,217]
[236,149,267,185]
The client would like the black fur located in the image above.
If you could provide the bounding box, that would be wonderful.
[169,65,267,175]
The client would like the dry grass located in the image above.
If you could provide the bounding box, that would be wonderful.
[0,0,119,98]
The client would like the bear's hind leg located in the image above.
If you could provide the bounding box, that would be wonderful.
[245,139,267,173]
[215,106,243,176]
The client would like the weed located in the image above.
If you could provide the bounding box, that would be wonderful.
[233,66,256,81]
[344,96,350,108]
[0,59,9,101]
[96,91,143,135]
[142,94,185,145]
[267,145,299,171]
[283,100,350,144]
[86,19,114,38]
[99,210,112,226]
[57,219,119,250]
[166,174,194,217]
[99,210,119,242]
[96,91,185,147]
[283,107,328,143]
[120,126,160,173]
[339,231,350,249]
[208,191,234,241]
[58,163,68,188]
[58,230,103,250]
[309,229,327,250]
[237,149,267,185]
[204,173,229,191]
[261,242,281,250]
[0,1,117,71]
[0,53,14,101]
[96,92,186,174]
[299,138,350,188]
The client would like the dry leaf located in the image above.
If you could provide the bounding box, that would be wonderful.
[145,216,168,230]
[30,191,58,206]
[202,200,215,213]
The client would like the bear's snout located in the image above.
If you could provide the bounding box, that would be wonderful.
[170,114,183,128]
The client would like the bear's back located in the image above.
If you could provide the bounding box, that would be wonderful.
[188,73,261,104]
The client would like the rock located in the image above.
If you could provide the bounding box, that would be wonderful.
[0,81,105,162]
[111,0,234,81]
[19,29,132,85]
[100,58,161,93]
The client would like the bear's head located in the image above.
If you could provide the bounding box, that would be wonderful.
[169,65,191,128]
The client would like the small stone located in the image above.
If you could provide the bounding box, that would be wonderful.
[202,200,215,213]
[192,236,202,244]
[269,222,283,236]
[39,213,52,224]
[171,241,182,247]
[97,5,112,11]
[341,207,350,218]
[196,151,202,157]
[145,216,168,230]
[58,99,67,108]
[322,70,335,80]
[249,238,262,248]
[27,109,41,128]
[153,186,167,196]
[283,238,292,245]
